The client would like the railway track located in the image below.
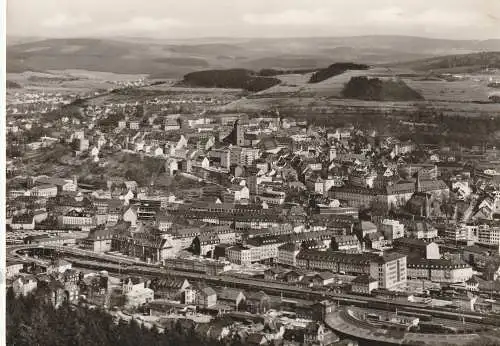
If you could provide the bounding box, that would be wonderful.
[9,245,500,325]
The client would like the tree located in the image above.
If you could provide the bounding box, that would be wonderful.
[6,290,225,346]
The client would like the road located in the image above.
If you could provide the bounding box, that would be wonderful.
[325,308,482,346]
[8,245,147,265]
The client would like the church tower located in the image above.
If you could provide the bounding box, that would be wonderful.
[236,119,245,146]
[416,170,421,193]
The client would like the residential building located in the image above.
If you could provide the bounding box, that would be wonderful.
[369,252,407,291]
[6,261,24,279]
[150,277,190,300]
[351,274,379,294]
[380,219,405,241]
[10,214,35,230]
[407,259,473,283]
[392,238,440,260]
[59,210,94,227]
[80,227,114,253]
[12,276,38,297]
[277,242,302,267]
[31,184,58,197]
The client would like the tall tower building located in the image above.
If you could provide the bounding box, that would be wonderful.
[236,120,245,147]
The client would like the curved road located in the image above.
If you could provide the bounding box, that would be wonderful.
[325,308,482,346]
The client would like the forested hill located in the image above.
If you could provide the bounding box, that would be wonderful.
[398,51,500,73]
[180,68,281,92]
[341,76,424,101]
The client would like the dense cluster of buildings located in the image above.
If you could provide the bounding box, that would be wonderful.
[8,81,500,343]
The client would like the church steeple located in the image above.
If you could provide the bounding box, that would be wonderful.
[416,170,421,193]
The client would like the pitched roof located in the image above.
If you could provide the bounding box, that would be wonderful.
[246,290,268,301]
[352,274,378,284]
[316,271,335,280]
[12,214,34,224]
[201,287,216,296]
[216,287,244,301]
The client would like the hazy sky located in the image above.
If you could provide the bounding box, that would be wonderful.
[6,0,500,39]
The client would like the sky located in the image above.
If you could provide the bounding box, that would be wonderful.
[6,0,500,40]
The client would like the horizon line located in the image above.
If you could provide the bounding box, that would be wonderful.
[7,33,500,42]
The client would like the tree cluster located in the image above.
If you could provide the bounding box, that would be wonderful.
[308,63,369,83]
[6,288,225,346]
[341,76,424,101]
[182,68,281,92]
[258,68,316,77]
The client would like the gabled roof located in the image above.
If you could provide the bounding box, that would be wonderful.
[216,287,244,301]
[245,290,268,301]
[201,287,216,296]
[12,214,34,224]
[153,277,187,290]
[316,271,335,280]
[352,274,378,284]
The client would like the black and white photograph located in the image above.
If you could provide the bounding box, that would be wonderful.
[3,1,500,345]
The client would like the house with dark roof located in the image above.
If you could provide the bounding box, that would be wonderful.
[304,322,339,346]
[312,272,336,287]
[264,267,288,281]
[150,277,190,300]
[393,238,440,260]
[112,229,171,263]
[184,283,217,308]
[191,233,221,257]
[216,288,246,310]
[350,274,379,294]
[245,291,270,314]
[364,232,386,250]
[281,270,304,284]
[406,258,472,284]
[331,235,361,252]
[81,226,115,253]
[10,213,35,230]
[278,242,302,267]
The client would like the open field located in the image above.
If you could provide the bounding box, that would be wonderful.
[219,95,500,117]
[406,75,500,102]
[142,84,245,94]
[7,69,146,87]
[83,83,244,107]
[6,69,148,102]
[255,67,500,102]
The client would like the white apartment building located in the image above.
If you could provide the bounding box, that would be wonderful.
[30,184,58,197]
[226,245,253,265]
[277,243,301,267]
[380,219,405,241]
[448,224,500,248]
[477,225,500,248]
